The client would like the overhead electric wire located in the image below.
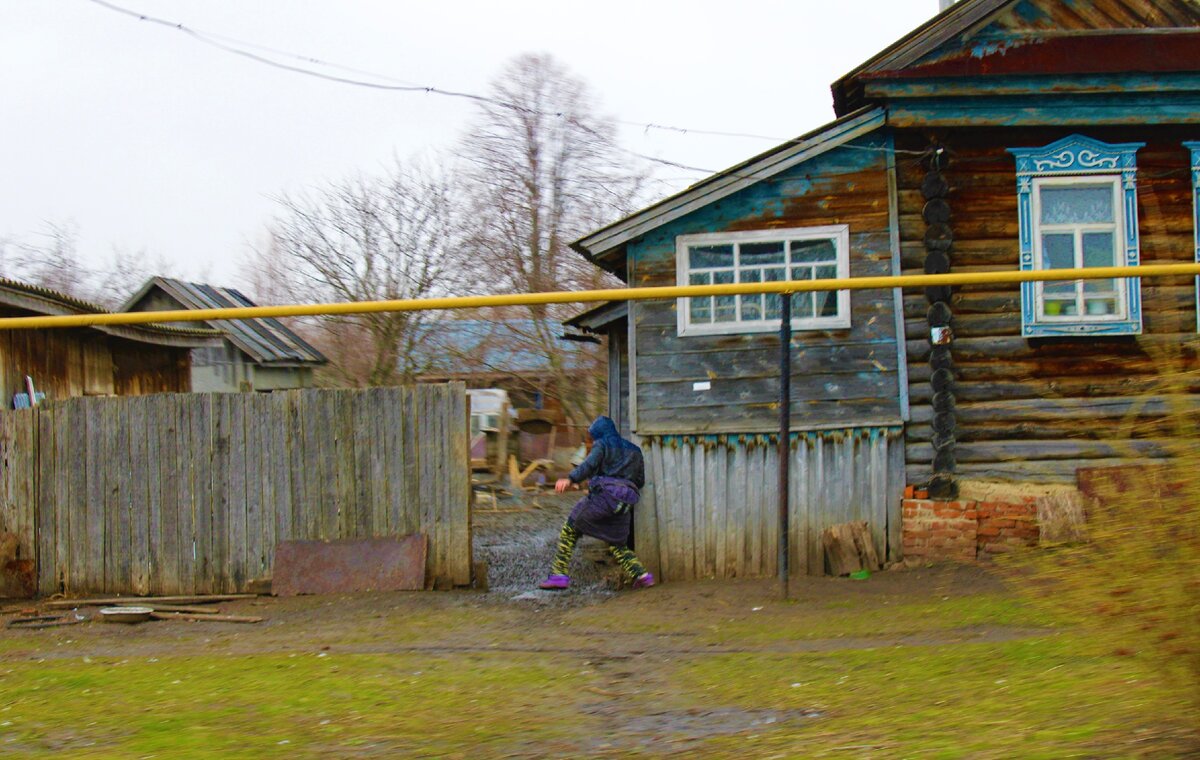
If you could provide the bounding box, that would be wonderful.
[84,0,929,183]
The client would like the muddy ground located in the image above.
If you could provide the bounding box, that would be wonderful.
[1,495,1194,757]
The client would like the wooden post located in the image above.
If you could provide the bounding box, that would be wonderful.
[777,293,791,600]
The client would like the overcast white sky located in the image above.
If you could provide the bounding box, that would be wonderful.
[1,0,938,291]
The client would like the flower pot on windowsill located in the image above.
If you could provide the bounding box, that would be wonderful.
[1044,302,1063,316]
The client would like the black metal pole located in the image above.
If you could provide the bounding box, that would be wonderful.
[778,293,792,600]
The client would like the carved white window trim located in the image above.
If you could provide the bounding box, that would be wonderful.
[1008,134,1144,337]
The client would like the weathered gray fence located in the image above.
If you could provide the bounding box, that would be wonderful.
[0,385,471,597]
[634,426,904,581]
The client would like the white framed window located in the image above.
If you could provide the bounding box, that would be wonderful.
[1031,176,1127,322]
[1009,135,1143,337]
[676,225,851,337]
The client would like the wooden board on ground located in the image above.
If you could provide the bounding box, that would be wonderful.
[272,534,427,596]
[150,611,261,623]
[44,594,257,609]
[822,521,882,576]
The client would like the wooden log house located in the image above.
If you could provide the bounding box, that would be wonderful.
[568,0,1200,579]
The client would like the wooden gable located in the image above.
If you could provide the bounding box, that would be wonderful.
[834,0,1200,115]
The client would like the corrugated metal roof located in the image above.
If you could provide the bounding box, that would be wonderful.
[420,319,591,375]
[0,277,219,346]
[122,277,326,365]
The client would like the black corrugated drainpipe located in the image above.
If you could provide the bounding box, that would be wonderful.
[778,293,792,600]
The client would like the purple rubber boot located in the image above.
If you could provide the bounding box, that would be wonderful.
[538,574,570,590]
[633,572,655,589]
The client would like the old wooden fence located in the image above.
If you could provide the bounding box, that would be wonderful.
[633,427,904,581]
[0,385,471,597]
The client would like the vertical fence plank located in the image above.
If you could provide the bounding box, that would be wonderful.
[129,398,151,596]
[417,386,437,584]
[448,383,471,586]
[195,393,218,594]
[55,403,74,594]
[157,395,181,595]
[285,391,306,542]
[102,399,124,593]
[382,388,402,535]
[36,408,56,596]
[351,390,372,537]
[207,391,230,593]
[333,390,356,539]
[145,396,164,595]
[298,390,321,539]
[262,393,285,572]
[181,394,204,594]
[316,391,339,539]
[242,391,264,581]
[224,393,247,593]
[83,401,105,593]
[401,386,421,537]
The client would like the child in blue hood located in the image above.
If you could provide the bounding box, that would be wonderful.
[539,416,655,590]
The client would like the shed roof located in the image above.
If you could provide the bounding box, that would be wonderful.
[122,277,326,366]
[0,277,218,348]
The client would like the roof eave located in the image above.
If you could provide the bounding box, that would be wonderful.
[572,106,887,265]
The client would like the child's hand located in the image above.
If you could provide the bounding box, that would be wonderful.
[555,478,574,494]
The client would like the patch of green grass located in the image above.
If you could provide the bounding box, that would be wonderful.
[673,637,1194,758]
[0,651,592,758]
[700,593,1057,644]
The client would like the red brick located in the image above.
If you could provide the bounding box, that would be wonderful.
[977,525,1001,537]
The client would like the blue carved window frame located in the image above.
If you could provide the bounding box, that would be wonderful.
[1008,135,1144,337]
[1187,142,1200,331]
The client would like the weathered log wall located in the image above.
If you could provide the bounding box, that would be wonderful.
[897,126,1200,483]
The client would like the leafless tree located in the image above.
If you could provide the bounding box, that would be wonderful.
[247,160,460,387]
[456,53,648,424]
[0,223,179,308]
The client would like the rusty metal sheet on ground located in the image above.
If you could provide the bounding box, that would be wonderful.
[272,534,427,596]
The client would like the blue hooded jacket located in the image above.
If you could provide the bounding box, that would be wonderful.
[567,416,645,490]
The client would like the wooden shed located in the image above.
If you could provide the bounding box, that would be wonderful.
[569,0,1200,579]
[0,278,217,403]
[122,277,326,393]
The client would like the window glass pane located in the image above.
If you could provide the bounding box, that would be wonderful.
[713,270,734,286]
[791,239,837,263]
[815,291,838,318]
[1083,297,1118,316]
[687,273,711,323]
[740,268,762,284]
[765,293,782,319]
[764,267,785,283]
[714,295,736,322]
[1042,234,1075,269]
[790,266,813,281]
[814,265,837,281]
[1042,298,1072,317]
[741,241,785,266]
[1082,232,1115,268]
[689,244,734,269]
[740,294,762,321]
[1039,185,1114,225]
[795,291,813,318]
